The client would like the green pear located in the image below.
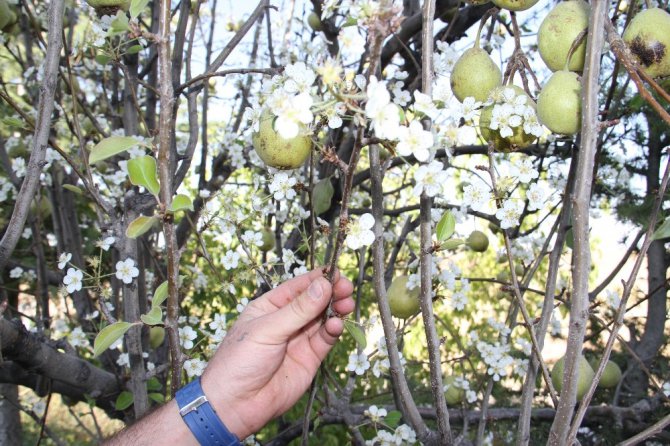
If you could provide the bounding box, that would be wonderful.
[388,275,420,319]
[252,109,312,170]
[537,70,582,135]
[537,0,590,72]
[623,8,670,79]
[551,354,595,401]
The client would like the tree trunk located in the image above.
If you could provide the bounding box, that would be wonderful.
[0,383,21,445]
[623,120,669,402]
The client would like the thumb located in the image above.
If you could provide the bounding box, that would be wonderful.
[261,277,332,342]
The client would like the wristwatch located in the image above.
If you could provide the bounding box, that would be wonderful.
[175,377,242,446]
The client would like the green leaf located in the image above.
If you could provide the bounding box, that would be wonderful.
[169,194,194,212]
[95,54,111,65]
[126,215,157,239]
[148,392,165,404]
[146,377,162,391]
[152,281,168,308]
[127,155,160,195]
[93,321,133,357]
[140,307,163,326]
[385,410,402,428]
[89,136,143,164]
[110,11,129,34]
[652,218,670,240]
[2,117,24,128]
[115,391,134,411]
[343,320,366,349]
[126,44,143,55]
[312,178,334,215]
[436,211,456,241]
[62,184,83,195]
[441,238,464,250]
[129,0,150,18]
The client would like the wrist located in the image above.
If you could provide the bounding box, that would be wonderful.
[175,376,246,445]
[200,372,251,441]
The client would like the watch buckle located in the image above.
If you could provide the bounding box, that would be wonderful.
[179,395,208,416]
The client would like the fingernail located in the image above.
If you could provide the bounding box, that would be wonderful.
[308,280,323,300]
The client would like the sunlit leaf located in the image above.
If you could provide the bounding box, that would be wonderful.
[140,307,163,326]
[126,44,143,55]
[130,0,150,18]
[115,391,134,410]
[436,211,456,241]
[441,238,464,250]
[127,155,160,196]
[93,321,133,357]
[126,215,157,239]
[146,377,162,391]
[2,117,24,128]
[62,184,83,195]
[170,194,194,212]
[89,136,144,164]
[152,281,168,308]
[95,54,111,65]
[148,393,165,404]
[343,319,366,349]
[385,410,402,428]
[652,218,670,240]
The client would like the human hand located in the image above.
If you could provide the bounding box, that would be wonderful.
[200,268,355,440]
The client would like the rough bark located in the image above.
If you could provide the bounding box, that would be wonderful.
[623,116,669,403]
[0,319,122,415]
[0,382,21,444]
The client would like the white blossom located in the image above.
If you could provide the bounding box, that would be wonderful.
[364,405,387,423]
[9,266,23,279]
[345,213,375,250]
[413,160,447,197]
[115,258,139,284]
[58,253,72,270]
[179,326,198,349]
[96,236,115,251]
[63,268,84,293]
[268,172,297,201]
[69,326,88,348]
[184,358,207,378]
[346,352,370,375]
[236,297,249,313]
[267,92,313,139]
[463,183,491,211]
[511,158,539,183]
[209,313,227,332]
[495,199,523,229]
[395,120,434,162]
[222,250,240,270]
[526,183,546,211]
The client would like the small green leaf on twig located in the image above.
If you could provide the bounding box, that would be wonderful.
[126,215,157,239]
[152,281,168,308]
[89,136,145,164]
[127,155,160,196]
[115,391,134,410]
[140,307,163,326]
[652,217,670,240]
[93,321,133,357]
[170,194,194,212]
[441,238,464,250]
[344,319,367,349]
[436,211,456,241]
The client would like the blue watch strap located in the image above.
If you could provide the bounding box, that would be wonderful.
[175,377,242,446]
